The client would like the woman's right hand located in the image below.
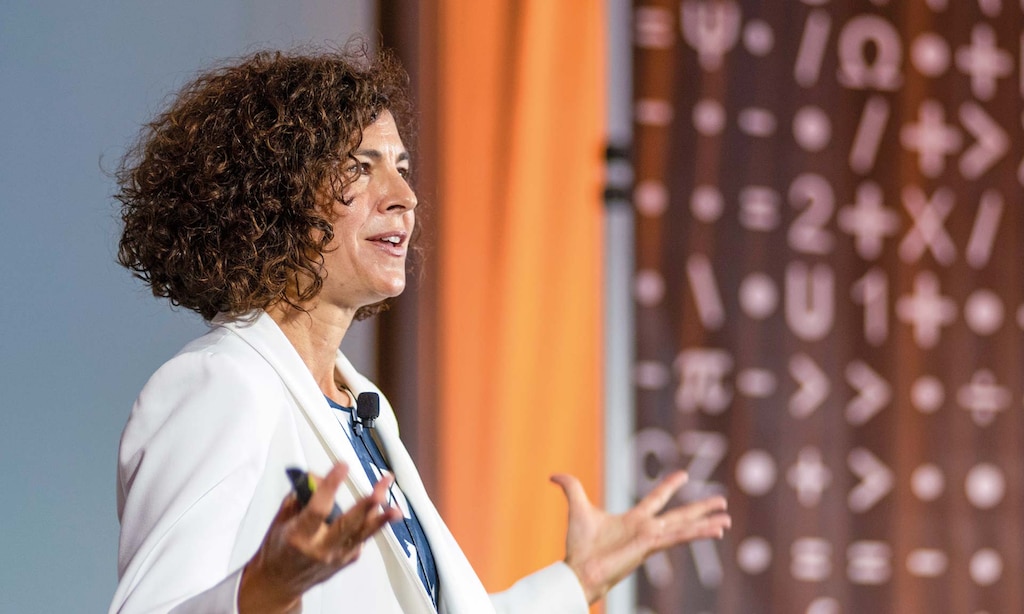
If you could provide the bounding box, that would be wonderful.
[238,462,401,613]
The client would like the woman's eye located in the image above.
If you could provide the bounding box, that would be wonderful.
[346,161,371,176]
[398,167,410,179]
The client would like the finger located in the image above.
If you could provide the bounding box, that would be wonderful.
[656,503,732,545]
[328,477,401,550]
[328,475,395,535]
[672,494,728,522]
[298,463,349,532]
[636,471,689,516]
[660,509,732,545]
[550,473,592,512]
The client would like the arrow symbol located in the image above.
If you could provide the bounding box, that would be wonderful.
[845,360,892,425]
[959,102,1008,179]
[789,353,830,418]
[848,447,894,512]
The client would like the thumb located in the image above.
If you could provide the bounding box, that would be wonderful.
[550,473,591,511]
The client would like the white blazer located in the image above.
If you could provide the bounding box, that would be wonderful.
[110,311,587,614]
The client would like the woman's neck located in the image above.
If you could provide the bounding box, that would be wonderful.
[266,301,356,402]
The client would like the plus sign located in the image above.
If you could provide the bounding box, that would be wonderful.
[955,24,1013,100]
[957,369,1010,426]
[900,100,962,178]
[896,271,956,349]
[787,446,832,507]
[838,181,901,260]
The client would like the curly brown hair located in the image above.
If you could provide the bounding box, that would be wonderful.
[116,45,414,321]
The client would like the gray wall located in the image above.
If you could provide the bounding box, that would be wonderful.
[0,1,375,610]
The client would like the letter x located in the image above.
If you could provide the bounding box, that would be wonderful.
[898,186,956,265]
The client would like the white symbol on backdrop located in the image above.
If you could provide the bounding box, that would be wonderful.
[680,0,741,71]
[899,186,956,265]
[851,267,889,346]
[690,184,724,222]
[845,361,891,426]
[838,181,900,260]
[634,180,669,217]
[677,430,729,500]
[693,98,726,136]
[634,361,670,390]
[635,98,673,126]
[848,448,894,512]
[850,96,890,173]
[738,107,777,137]
[910,375,945,413]
[743,19,774,56]
[911,33,951,77]
[906,548,948,578]
[739,273,779,320]
[965,190,1004,268]
[788,174,836,255]
[900,100,962,178]
[736,449,777,496]
[956,24,1013,100]
[691,539,724,587]
[964,289,1004,336]
[957,370,1010,426]
[632,428,678,496]
[847,541,892,584]
[959,102,1009,179]
[789,354,830,418]
[737,536,772,575]
[896,271,956,348]
[806,597,840,614]
[965,463,1006,510]
[786,262,835,340]
[687,254,725,330]
[969,549,1003,587]
[910,463,945,501]
[794,106,832,152]
[795,9,831,87]
[837,15,903,90]
[736,368,777,397]
[791,537,832,581]
[739,186,781,231]
[634,269,665,307]
[674,348,734,414]
[788,447,832,507]
[634,6,674,49]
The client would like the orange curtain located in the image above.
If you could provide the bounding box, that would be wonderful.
[436,0,606,592]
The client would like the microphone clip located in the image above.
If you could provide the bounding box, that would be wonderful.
[353,391,380,434]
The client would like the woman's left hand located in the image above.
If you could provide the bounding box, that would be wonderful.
[550,471,730,604]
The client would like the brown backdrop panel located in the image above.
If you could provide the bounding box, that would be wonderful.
[632,1,1024,613]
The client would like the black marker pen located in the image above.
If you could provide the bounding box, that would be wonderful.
[286,467,342,524]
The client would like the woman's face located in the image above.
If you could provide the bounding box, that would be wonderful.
[320,110,416,311]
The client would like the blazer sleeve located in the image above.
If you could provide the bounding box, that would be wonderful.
[488,562,588,614]
[110,348,284,614]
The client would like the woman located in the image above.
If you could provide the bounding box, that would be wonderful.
[111,47,730,613]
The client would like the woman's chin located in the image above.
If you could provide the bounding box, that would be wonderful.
[376,277,407,299]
